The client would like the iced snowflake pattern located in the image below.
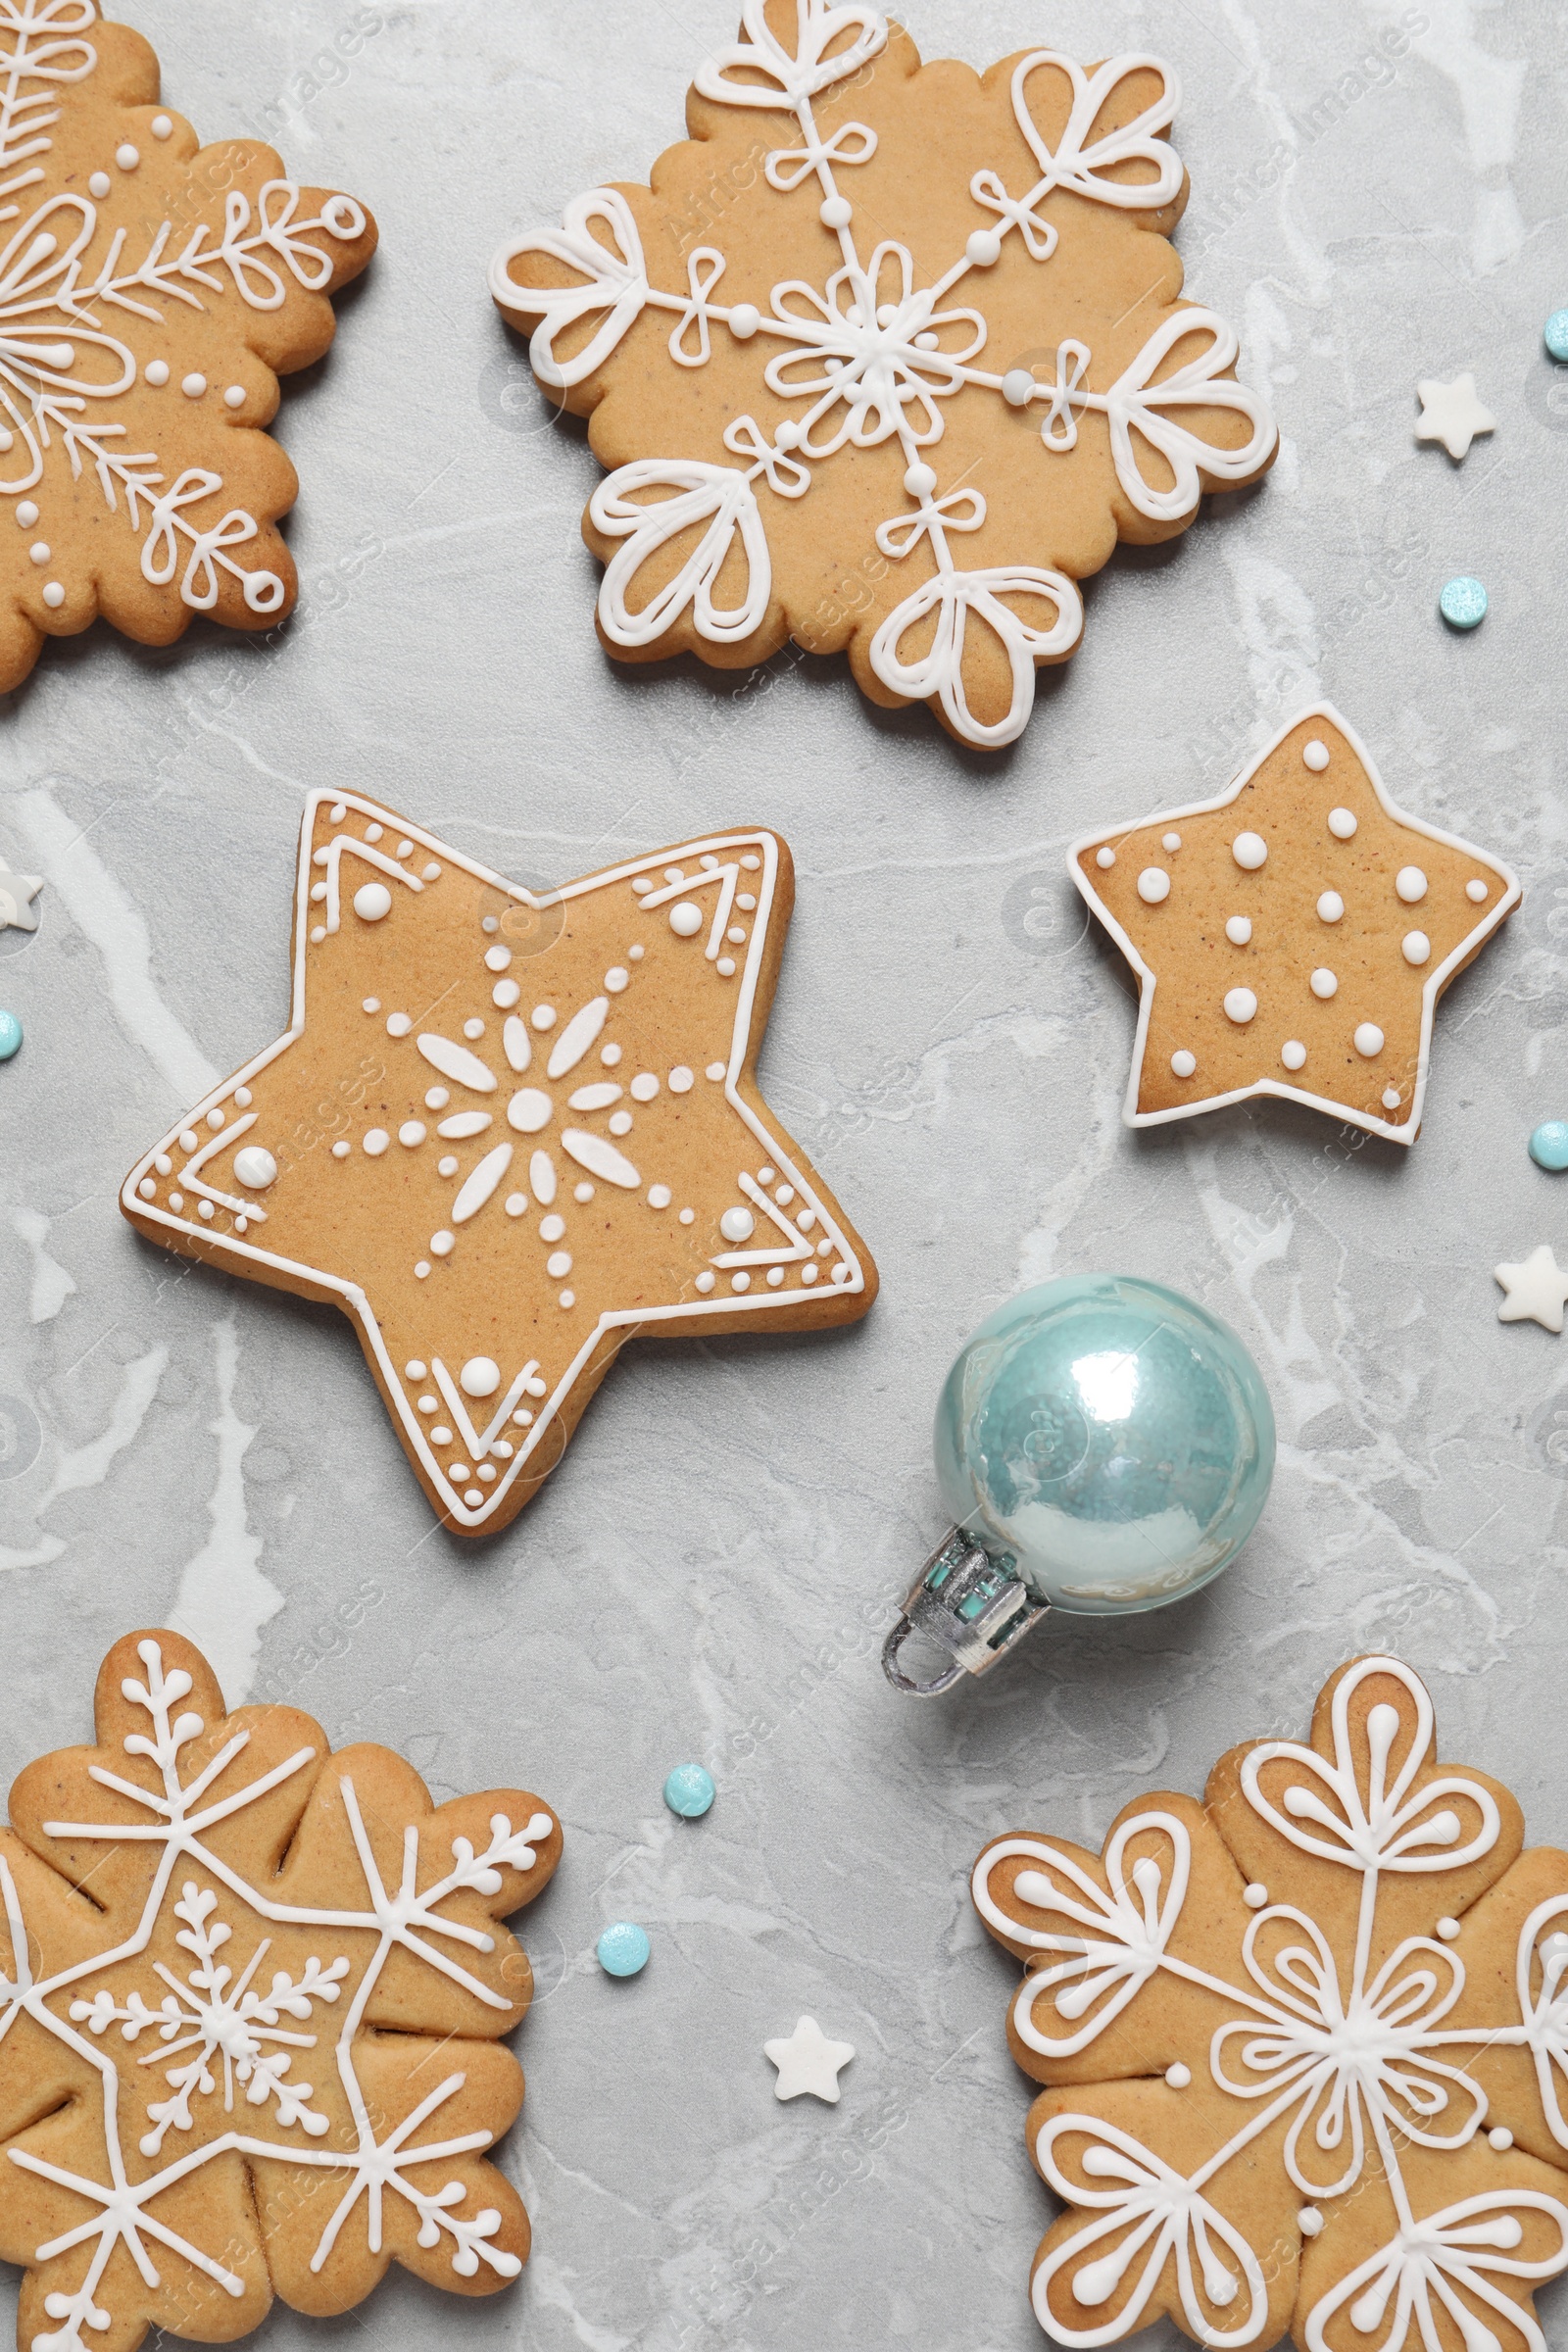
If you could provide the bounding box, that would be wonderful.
[973,1655,1568,2350]
[491,0,1276,748]
[0,0,373,687]
[0,1632,561,2352]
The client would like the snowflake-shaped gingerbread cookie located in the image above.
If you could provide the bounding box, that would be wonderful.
[121,793,877,1535]
[0,0,375,688]
[0,1630,562,2352]
[973,1653,1568,2351]
[489,2,1276,749]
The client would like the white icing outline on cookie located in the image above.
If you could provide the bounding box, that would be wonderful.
[1067,702,1520,1148]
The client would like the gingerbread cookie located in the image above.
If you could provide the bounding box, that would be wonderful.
[972,1652,1568,2350]
[1070,705,1520,1144]
[488,3,1276,749]
[0,1629,561,2351]
[0,0,375,689]
[121,797,877,1535]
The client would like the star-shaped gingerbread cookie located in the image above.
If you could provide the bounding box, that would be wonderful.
[1069,706,1519,1143]
[122,798,877,1534]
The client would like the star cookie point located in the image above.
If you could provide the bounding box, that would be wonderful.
[1070,704,1519,1144]
[122,798,877,1535]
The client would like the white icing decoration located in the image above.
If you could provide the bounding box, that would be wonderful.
[1137,868,1169,906]
[1316,891,1344,923]
[762,2014,856,2104]
[529,1149,557,1205]
[438,1111,492,1139]
[1396,865,1428,904]
[1223,989,1255,1025]
[3,1637,552,2339]
[452,1143,514,1225]
[1382,1087,1401,1110]
[1353,1023,1384,1057]
[1231,831,1267,871]
[1310,968,1338,1000]
[546,995,610,1078]
[363,1129,389,1155]
[416,1034,498,1093]
[1161,832,1181,852]
[720,1206,755,1243]
[1302,739,1329,771]
[560,1129,640,1188]
[503,1015,531,1072]
[1416,371,1495,462]
[1401,931,1430,965]
[399,1121,425,1148]
[1494,1245,1568,1333]
[1170,1051,1195,1079]
[1281,1041,1305,1071]
[461,1357,500,1396]
[507,1089,552,1133]
[1466,878,1489,904]
[1096,849,1115,870]
[233,1146,276,1191]
[1225,916,1251,947]
[354,882,391,921]
[669,902,704,937]
[1328,808,1357,839]
[568,1082,621,1111]
[1164,2062,1191,2089]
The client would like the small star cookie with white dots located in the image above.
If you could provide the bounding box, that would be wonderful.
[1069,705,1519,1144]
[121,795,877,1535]
[0,0,375,690]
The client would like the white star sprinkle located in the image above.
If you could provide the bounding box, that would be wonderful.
[1494,1246,1568,1333]
[1416,372,1495,462]
[0,866,42,933]
[763,2015,856,2104]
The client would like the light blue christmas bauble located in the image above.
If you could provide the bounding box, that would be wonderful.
[933,1274,1275,1615]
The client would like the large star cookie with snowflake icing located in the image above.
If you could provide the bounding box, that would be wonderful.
[1070,706,1520,1145]
[0,1629,561,2352]
[972,1653,1568,2351]
[121,794,877,1536]
[0,0,375,689]
[488,2,1276,750]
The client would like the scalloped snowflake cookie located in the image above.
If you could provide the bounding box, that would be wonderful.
[489,1,1276,749]
[0,1630,562,2352]
[973,1654,1568,2350]
[0,1,376,688]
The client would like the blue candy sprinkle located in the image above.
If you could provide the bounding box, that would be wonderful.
[663,1764,715,1819]
[0,1010,21,1061]
[1530,1122,1568,1172]
[1440,575,1488,630]
[1545,311,1568,364]
[597,1922,651,1978]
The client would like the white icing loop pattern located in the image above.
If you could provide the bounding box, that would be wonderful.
[1005,51,1184,214]
[693,0,889,110]
[1302,2193,1568,2352]
[1094,309,1280,524]
[591,462,772,648]
[869,564,1083,749]
[488,188,650,389]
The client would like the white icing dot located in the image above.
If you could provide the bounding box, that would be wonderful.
[819,194,853,228]
[1396,865,1428,904]
[233,1147,277,1191]
[716,956,736,977]
[198,1200,215,1220]
[669,1066,694,1093]
[726,925,746,945]
[407,1361,427,1380]
[1466,877,1489,903]
[531,1004,557,1031]
[363,1129,389,1156]
[966,227,1003,267]
[732,1272,752,1292]
[1353,1023,1385,1057]
[680,1208,695,1224]
[461,1358,501,1398]
[116,142,139,170]
[508,1089,553,1134]
[1001,368,1036,408]
[1225,915,1252,947]
[767,1266,785,1286]
[1170,1050,1197,1079]
[720,1206,755,1243]
[485,946,513,972]
[695,1271,716,1293]
[138,1177,156,1199]
[668,901,704,938]
[152,113,172,138]
[15,502,37,526]
[601,1043,622,1067]
[1382,1088,1402,1110]
[1328,808,1357,840]
[505,1193,527,1217]
[42,582,64,609]
[329,802,346,822]
[386,1013,412,1037]
[399,1121,426,1148]
[1231,831,1268,870]
[831,1263,850,1284]
[802,1263,818,1284]
[354,882,392,922]
[1243,1885,1268,1909]
[1437,1917,1461,1940]
[1162,832,1182,852]
[207,1108,224,1130]
[27,543,47,567]
[155,1154,172,1176]
[539,1213,565,1243]
[728,302,760,339]
[223,385,246,410]
[310,925,326,945]
[1164,2063,1191,2089]
[363,999,380,1015]
[707,1061,726,1081]
[1096,847,1116,870]
[1302,739,1330,772]
[741,855,760,870]
[1223,988,1257,1025]
[648,1185,672,1208]
[629,1072,660,1102]
[424,1088,449,1110]
[1310,968,1338,1000]
[234,1088,252,1108]
[437,1155,459,1178]
[492,979,520,1008]
[88,171,111,197]
[430,1231,455,1256]
[1137,868,1170,905]
[179,1130,200,1152]
[423,861,441,880]
[1490,2127,1514,2151]
[574,1183,594,1202]
[464,1017,485,1040]
[465,1487,484,1504]
[609,1110,633,1136]
[415,1261,431,1279]
[145,361,170,387]
[1298,2208,1324,2237]
[1316,891,1344,923]
[181,372,207,399]
[168,1192,182,1210]
[1401,930,1430,965]
[606,966,629,992]
[546,1251,572,1279]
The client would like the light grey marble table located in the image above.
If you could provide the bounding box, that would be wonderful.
[2,2,1565,2346]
